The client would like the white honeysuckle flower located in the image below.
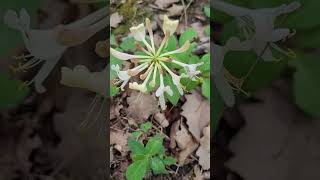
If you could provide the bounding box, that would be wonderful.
[60,65,107,98]
[111,16,203,110]
[213,0,300,61]
[213,37,251,107]
[159,61,184,95]
[4,6,107,93]
[162,15,179,35]
[111,64,131,90]
[172,60,204,80]
[156,73,173,110]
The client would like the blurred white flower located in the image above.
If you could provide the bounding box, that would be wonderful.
[213,0,300,61]
[4,6,107,93]
[156,73,173,110]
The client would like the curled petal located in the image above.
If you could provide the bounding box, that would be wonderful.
[130,23,146,41]
[129,82,147,93]
[110,48,150,60]
[162,15,179,35]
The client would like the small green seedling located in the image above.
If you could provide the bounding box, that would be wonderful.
[126,122,176,180]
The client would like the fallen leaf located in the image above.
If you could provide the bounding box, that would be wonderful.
[167,4,184,17]
[110,12,123,28]
[169,120,180,149]
[196,125,210,170]
[110,98,123,120]
[155,0,180,9]
[181,91,210,141]
[126,91,159,123]
[154,113,169,127]
[174,121,199,165]
[110,129,129,155]
[228,87,320,180]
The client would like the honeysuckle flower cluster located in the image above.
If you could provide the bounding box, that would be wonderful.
[212,0,300,106]
[111,15,203,110]
[4,7,107,93]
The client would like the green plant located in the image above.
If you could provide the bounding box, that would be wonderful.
[126,122,176,180]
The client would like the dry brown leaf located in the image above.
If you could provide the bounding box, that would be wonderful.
[126,91,159,123]
[174,121,199,165]
[196,125,210,170]
[110,12,123,28]
[154,113,169,127]
[181,91,210,141]
[167,4,184,17]
[169,120,180,148]
[228,88,320,180]
[155,0,180,9]
[110,129,129,155]
[110,99,123,120]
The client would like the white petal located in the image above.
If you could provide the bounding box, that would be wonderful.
[129,82,147,93]
[165,86,173,96]
[130,23,146,41]
[162,15,179,35]
[4,9,20,30]
[159,94,166,110]
[110,48,149,60]
[19,8,30,31]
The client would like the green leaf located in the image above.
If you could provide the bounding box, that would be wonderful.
[128,137,145,155]
[224,51,287,93]
[140,122,152,133]
[202,78,210,100]
[120,37,136,52]
[163,156,176,165]
[126,158,148,180]
[294,26,320,49]
[151,157,167,175]
[166,35,177,51]
[204,26,210,36]
[199,54,210,73]
[0,0,40,56]
[204,5,210,17]
[131,131,143,139]
[145,136,164,156]
[110,48,124,66]
[179,28,197,46]
[132,154,146,161]
[110,33,117,46]
[163,75,181,106]
[0,72,29,108]
[180,78,199,92]
[294,54,320,118]
[284,0,320,30]
[110,85,119,97]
